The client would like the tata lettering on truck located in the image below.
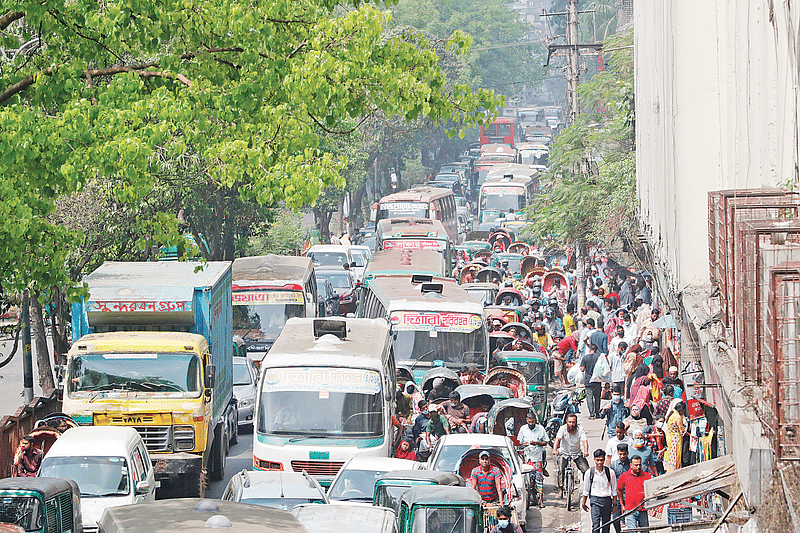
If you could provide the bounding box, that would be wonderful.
[64,261,235,498]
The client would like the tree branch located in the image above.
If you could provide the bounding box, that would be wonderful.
[0,10,23,32]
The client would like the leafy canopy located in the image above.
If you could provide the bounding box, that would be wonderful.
[526,29,635,247]
[0,0,502,297]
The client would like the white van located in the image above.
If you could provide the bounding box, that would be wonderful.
[38,426,156,532]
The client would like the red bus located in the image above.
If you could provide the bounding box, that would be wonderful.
[479,117,521,148]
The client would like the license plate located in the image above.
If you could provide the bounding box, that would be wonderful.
[309,451,330,460]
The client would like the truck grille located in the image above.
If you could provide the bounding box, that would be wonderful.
[58,492,72,532]
[134,425,172,452]
[291,460,344,476]
[110,415,155,424]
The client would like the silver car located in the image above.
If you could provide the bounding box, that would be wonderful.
[221,470,328,510]
[233,357,258,428]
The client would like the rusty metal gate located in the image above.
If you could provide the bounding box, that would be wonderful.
[765,264,800,459]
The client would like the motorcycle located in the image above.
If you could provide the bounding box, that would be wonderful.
[544,386,586,443]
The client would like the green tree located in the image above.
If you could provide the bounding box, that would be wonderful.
[0,0,501,298]
[527,29,634,247]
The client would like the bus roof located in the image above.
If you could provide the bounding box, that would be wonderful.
[486,163,539,178]
[232,255,314,286]
[482,174,538,188]
[265,318,390,369]
[378,186,453,204]
[363,249,447,279]
[364,277,484,314]
[479,144,516,155]
[376,217,448,239]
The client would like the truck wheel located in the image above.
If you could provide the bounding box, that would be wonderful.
[209,425,226,482]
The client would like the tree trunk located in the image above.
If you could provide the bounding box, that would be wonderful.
[30,292,55,394]
[352,184,367,228]
[48,287,70,366]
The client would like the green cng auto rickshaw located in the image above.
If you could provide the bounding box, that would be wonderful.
[0,477,82,533]
[398,486,483,533]
[497,351,550,423]
[373,471,463,518]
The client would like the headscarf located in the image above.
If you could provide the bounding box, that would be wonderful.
[631,364,650,381]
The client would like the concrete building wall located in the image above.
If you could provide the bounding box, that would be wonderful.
[635,1,800,290]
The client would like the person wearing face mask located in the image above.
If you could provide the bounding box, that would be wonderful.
[639,327,660,354]
[621,311,638,344]
[445,391,471,433]
[600,387,629,437]
[604,421,631,467]
[646,416,667,474]
[517,411,549,508]
[489,506,522,533]
[628,429,658,476]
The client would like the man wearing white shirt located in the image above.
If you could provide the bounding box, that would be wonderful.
[608,342,627,393]
[581,449,618,533]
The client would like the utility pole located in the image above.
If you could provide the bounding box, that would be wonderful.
[541,1,602,125]
[567,0,580,124]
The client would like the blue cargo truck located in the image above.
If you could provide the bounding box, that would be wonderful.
[63,261,234,498]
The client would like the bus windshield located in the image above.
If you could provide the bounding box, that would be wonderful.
[233,297,306,340]
[378,202,429,220]
[390,311,486,370]
[67,353,201,396]
[257,367,384,438]
[481,188,525,212]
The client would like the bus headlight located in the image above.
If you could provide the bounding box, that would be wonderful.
[173,425,195,451]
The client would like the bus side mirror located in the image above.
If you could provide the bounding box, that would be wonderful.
[205,364,216,390]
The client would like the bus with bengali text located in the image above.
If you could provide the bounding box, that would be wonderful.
[232,255,320,361]
[478,166,540,225]
[253,317,395,486]
[358,275,489,383]
[375,217,453,268]
[375,186,458,243]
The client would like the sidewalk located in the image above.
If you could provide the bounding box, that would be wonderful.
[576,398,669,533]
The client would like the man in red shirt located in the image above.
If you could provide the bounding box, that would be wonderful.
[554,333,578,386]
[616,456,651,529]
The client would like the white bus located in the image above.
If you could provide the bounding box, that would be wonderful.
[358,276,489,382]
[253,317,395,485]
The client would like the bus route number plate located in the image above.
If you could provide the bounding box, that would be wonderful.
[309,451,330,460]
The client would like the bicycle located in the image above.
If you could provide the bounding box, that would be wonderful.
[558,452,583,510]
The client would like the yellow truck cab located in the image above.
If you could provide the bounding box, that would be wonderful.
[64,261,234,498]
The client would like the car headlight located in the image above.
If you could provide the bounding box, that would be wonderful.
[239,397,253,408]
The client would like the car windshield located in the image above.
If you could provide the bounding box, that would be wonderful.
[67,352,201,395]
[308,251,349,267]
[233,363,253,386]
[318,271,352,289]
[411,507,478,533]
[233,301,305,339]
[464,289,495,306]
[328,469,389,501]
[0,496,43,532]
[431,445,516,474]
[39,456,130,497]
[257,367,384,438]
[240,497,324,510]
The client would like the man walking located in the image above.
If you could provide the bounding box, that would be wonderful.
[581,449,618,533]
[518,412,549,508]
[617,456,652,529]
[581,344,602,419]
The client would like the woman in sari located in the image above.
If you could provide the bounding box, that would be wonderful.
[663,401,687,472]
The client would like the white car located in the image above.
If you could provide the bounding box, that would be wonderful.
[38,426,156,532]
[347,245,372,282]
[233,357,258,428]
[306,245,355,269]
[326,456,422,504]
[426,433,531,527]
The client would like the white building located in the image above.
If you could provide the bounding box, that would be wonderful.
[634,1,800,507]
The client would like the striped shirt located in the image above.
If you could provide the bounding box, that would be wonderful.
[470,466,502,501]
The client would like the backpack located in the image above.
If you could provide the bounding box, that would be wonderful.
[588,466,612,497]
